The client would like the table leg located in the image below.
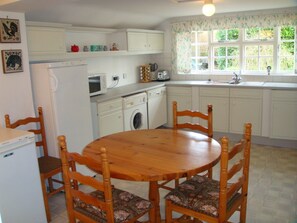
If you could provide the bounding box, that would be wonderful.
[149,181,161,223]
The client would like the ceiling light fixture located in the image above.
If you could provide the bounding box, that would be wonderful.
[202,0,215,17]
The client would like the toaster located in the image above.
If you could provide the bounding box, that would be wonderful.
[157,70,170,81]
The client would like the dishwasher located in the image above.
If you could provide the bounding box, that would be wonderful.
[147,86,167,129]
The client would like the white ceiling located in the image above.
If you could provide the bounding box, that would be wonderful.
[0,0,296,29]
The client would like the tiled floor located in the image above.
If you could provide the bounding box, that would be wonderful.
[50,143,297,223]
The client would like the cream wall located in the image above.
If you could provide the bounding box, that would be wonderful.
[0,11,35,127]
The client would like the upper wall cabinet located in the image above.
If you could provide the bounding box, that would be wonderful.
[108,29,164,54]
[26,22,164,62]
[26,22,67,61]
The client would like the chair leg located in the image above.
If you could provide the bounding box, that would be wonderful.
[40,175,51,222]
[48,176,54,193]
[208,168,213,179]
[240,197,247,223]
[165,200,173,223]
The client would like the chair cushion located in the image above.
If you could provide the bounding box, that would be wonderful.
[74,188,152,223]
[165,175,239,218]
[38,156,62,174]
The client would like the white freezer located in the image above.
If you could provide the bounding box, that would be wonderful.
[30,61,94,176]
[0,128,47,223]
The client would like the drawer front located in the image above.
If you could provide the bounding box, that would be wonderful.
[200,87,229,97]
[167,86,192,95]
[271,90,297,101]
[98,98,122,113]
[230,88,262,98]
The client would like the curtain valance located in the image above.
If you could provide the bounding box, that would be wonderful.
[172,11,297,32]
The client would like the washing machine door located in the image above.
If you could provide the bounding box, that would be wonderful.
[130,109,144,130]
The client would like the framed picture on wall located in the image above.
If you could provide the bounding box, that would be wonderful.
[1,49,23,73]
[0,18,21,43]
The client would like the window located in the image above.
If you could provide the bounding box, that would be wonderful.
[279,26,296,71]
[189,26,296,74]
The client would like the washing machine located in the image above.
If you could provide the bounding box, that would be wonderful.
[122,92,148,131]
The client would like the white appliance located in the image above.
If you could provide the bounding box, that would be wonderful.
[147,86,167,129]
[88,73,107,96]
[0,127,47,223]
[30,60,94,176]
[122,92,148,131]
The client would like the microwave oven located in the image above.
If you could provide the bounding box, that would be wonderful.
[88,73,107,96]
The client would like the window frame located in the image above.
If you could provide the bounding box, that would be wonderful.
[189,26,296,75]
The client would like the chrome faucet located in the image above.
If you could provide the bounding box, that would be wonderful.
[232,72,242,84]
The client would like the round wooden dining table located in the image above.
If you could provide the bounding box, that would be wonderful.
[83,128,221,223]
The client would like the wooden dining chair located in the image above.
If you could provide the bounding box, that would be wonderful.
[157,101,214,192]
[58,135,154,223]
[165,123,252,223]
[5,107,64,222]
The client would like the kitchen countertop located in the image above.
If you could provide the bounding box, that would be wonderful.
[166,80,297,90]
[91,81,297,103]
[91,82,165,103]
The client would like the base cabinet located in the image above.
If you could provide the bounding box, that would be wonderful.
[229,89,262,135]
[199,87,229,132]
[166,87,192,127]
[270,90,297,140]
[97,98,124,137]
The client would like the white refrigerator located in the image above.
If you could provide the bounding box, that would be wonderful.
[0,127,47,223]
[30,60,94,176]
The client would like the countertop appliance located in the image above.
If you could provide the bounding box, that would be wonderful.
[0,127,47,223]
[30,61,94,176]
[157,70,170,81]
[147,86,167,129]
[88,73,107,96]
[122,92,148,131]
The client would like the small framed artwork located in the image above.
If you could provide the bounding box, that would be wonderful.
[0,18,21,43]
[1,49,23,73]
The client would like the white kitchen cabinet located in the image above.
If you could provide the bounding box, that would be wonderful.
[229,88,263,135]
[26,25,66,60]
[97,98,124,137]
[109,29,164,53]
[127,31,164,51]
[166,86,192,127]
[270,90,297,140]
[200,87,229,132]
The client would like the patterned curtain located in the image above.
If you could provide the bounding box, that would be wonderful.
[171,9,297,74]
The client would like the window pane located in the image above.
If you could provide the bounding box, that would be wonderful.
[197,31,208,42]
[246,28,259,40]
[246,58,258,70]
[197,59,209,70]
[214,58,226,70]
[280,42,295,56]
[227,47,239,56]
[214,47,226,56]
[259,28,274,40]
[214,30,226,42]
[227,58,240,70]
[192,59,197,70]
[259,45,273,56]
[198,45,208,56]
[227,29,239,40]
[280,57,294,71]
[280,26,295,40]
[259,58,273,71]
[246,46,258,56]
[191,45,196,57]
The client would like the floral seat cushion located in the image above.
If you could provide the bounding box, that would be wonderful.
[165,175,240,217]
[74,188,152,223]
